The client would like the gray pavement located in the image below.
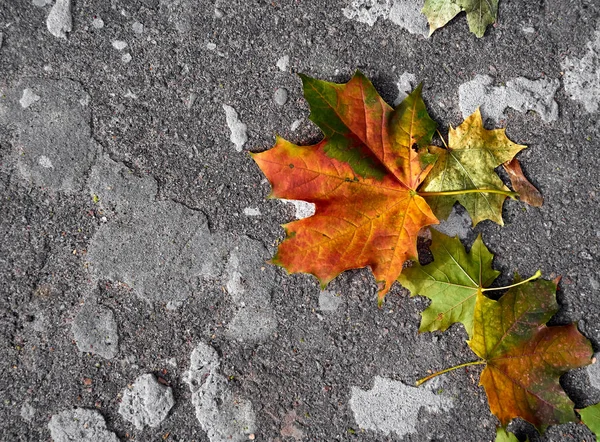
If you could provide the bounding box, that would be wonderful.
[1,0,599,441]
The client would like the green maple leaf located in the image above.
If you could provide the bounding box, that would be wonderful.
[423,0,499,38]
[420,109,525,226]
[579,403,600,438]
[398,230,501,338]
[494,428,521,442]
[468,277,593,431]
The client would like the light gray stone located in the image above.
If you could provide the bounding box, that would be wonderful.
[318,290,343,312]
[20,402,35,422]
[19,88,40,109]
[112,40,128,51]
[71,302,118,359]
[92,17,105,29]
[350,376,453,437]
[0,79,98,193]
[458,74,559,123]
[183,343,256,442]
[562,28,600,113]
[277,55,290,71]
[48,409,119,442]
[33,0,52,6]
[274,88,288,106]
[119,374,175,429]
[222,104,248,152]
[46,0,72,39]
[132,21,144,34]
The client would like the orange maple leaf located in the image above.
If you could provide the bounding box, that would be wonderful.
[252,72,439,303]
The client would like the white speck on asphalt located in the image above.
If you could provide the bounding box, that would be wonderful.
[350,376,453,437]
[290,119,303,131]
[222,104,248,152]
[20,403,35,422]
[207,42,217,50]
[215,8,224,18]
[458,74,559,123]
[112,40,128,51]
[38,155,54,169]
[243,207,261,216]
[277,55,290,71]
[46,0,72,39]
[122,53,132,63]
[20,88,41,108]
[274,88,288,106]
[562,27,600,113]
[132,21,144,34]
[124,90,138,99]
[92,17,104,29]
[119,374,175,429]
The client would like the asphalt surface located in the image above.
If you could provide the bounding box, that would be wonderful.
[1,0,599,441]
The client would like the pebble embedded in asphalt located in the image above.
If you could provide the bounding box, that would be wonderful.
[274,87,288,106]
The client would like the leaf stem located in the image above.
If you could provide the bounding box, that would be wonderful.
[415,360,486,387]
[481,270,542,292]
[436,129,449,149]
[418,188,519,200]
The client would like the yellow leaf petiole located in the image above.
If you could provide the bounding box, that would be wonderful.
[418,188,519,200]
[415,360,486,387]
[481,270,542,292]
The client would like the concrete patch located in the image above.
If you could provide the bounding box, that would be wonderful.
[388,0,428,37]
[48,408,119,442]
[87,155,214,305]
[283,199,316,219]
[562,28,600,113]
[318,290,343,312]
[0,79,98,193]
[343,0,427,36]
[71,302,119,359]
[224,237,278,342]
[159,0,194,33]
[223,104,248,152]
[350,376,453,437]
[587,353,600,390]
[118,374,175,429]
[46,0,72,39]
[20,402,35,422]
[342,0,391,27]
[431,206,472,240]
[393,72,417,106]
[183,342,256,442]
[458,74,559,123]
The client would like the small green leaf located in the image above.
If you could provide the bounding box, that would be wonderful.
[579,402,600,438]
[398,230,499,338]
